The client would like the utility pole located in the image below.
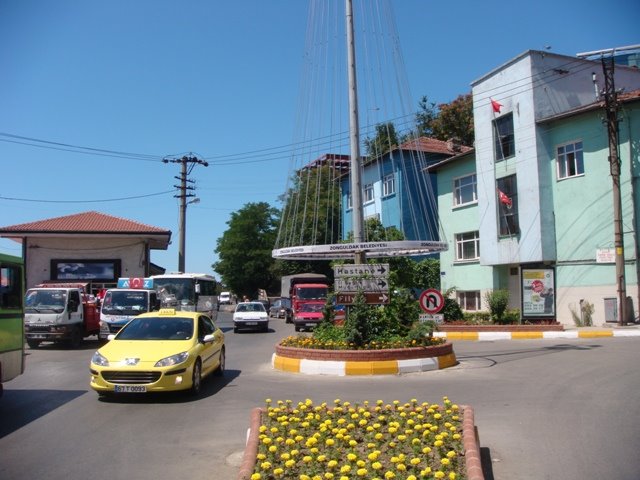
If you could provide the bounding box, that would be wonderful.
[346,0,366,265]
[163,155,208,273]
[602,55,627,326]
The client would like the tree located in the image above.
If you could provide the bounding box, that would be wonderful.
[213,202,279,299]
[363,122,399,158]
[416,93,474,147]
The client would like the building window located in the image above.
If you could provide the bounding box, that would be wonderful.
[457,291,481,311]
[363,183,374,204]
[382,174,395,197]
[496,175,519,236]
[455,231,480,261]
[453,174,477,206]
[494,113,515,160]
[557,141,584,179]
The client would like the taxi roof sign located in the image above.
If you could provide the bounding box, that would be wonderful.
[117,277,154,289]
[158,308,177,316]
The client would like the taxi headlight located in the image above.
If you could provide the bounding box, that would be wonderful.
[91,351,109,367]
[155,351,189,367]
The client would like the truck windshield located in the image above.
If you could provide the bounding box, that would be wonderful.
[102,291,148,315]
[296,287,328,300]
[24,289,66,313]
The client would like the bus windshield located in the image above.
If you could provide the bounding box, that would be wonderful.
[153,278,195,308]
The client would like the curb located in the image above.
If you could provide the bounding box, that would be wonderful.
[238,405,483,480]
[433,329,640,341]
[271,351,458,375]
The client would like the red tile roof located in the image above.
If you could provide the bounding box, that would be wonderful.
[0,211,170,235]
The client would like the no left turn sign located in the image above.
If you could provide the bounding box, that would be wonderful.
[419,289,444,314]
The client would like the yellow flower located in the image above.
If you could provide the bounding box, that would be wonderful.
[324,474,334,480]
[434,472,445,479]
[326,438,335,446]
[410,458,421,466]
[251,474,261,480]
[446,451,457,458]
[327,460,338,468]
[347,453,357,462]
[384,472,396,479]
[303,456,313,463]
[300,476,311,480]
[441,458,450,466]
[340,465,351,473]
[372,462,382,470]
[260,461,272,470]
[357,468,368,476]
[448,473,457,480]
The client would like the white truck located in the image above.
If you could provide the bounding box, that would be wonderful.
[99,277,159,341]
[24,282,100,348]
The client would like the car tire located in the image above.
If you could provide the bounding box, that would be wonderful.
[26,339,41,349]
[190,359,202,396]
[233,327,239,333]
[263,324,269,333]
[214,348,225,377]
[295,325,300,332]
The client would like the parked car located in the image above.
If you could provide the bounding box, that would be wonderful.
[89,309,225,397]
[269,298,292,319]
[233,302,269,333]
[218,291,232,305]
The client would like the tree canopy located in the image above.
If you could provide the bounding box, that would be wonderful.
[415,93,474,147]
[212,202,279,299]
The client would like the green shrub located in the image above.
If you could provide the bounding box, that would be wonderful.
[442,297,463,321]
[484,289,510,324]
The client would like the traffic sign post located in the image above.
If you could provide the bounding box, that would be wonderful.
[334,264,390,305]
[335,277,389,292]
[336,292,390,305]
[419,289,444,314]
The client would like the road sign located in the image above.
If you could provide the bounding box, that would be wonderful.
[419,313,444,324]
[335,277,389,292]
[336,292,390,305]
[334,264,389,277]
[419,289,444,314]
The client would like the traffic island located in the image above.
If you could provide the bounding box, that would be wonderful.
[272,342,457,375]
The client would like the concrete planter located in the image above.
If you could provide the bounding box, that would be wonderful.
[272,342,457,375]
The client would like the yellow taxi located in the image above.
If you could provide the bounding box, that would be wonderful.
[89,309,225,397]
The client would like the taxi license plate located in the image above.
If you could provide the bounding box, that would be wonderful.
[114,385,147,393]
[305,323,316,327]
[246,322,257,326]
[31,334,46,339]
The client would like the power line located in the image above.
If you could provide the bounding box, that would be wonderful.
[0,190,176,203]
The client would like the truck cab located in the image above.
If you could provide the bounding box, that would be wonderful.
[24,283,100,348]
[99,278,159,340]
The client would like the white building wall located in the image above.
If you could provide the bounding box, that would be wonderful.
[25,237,147,288]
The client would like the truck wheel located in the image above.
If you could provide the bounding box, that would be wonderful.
[68,327,83,349]
[27,339,41,349]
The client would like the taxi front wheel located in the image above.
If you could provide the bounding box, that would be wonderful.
[190,359,202,396]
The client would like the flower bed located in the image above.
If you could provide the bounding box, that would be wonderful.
[238,398,483,480]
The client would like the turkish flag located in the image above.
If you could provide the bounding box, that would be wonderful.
[491,99,503,113]
[497,189,512,208]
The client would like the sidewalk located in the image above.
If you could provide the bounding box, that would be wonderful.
[433,324,640,341]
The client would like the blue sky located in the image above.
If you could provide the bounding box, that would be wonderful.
[1,0,637,277]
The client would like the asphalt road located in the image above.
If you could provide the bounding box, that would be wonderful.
[1,310,639,480]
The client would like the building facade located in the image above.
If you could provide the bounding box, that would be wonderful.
[433,49,640,325]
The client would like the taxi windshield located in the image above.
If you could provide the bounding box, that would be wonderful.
[116,317,194,340]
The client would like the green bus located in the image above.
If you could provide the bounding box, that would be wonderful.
[0,253,24,397]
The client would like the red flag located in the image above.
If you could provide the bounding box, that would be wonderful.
[491,99,503,113]
[497,188,512,208]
